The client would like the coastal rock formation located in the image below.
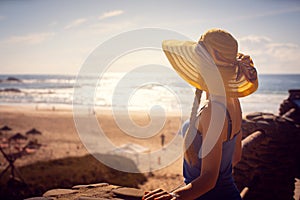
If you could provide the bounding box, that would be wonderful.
[6,77,22,82]
[0,88,21,93]
[234,89,300,200]
[279,89,300,124]
[0,76,22,83]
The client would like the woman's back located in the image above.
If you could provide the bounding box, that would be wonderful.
[183,99,242,200]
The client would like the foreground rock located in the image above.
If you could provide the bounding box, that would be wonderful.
[25,183,144,200]
[234,90,300,200]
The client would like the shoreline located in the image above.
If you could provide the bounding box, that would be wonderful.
[0,102,260,119]
[0,103,188,116]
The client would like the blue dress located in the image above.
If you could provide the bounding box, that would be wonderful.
[182,103,242,200]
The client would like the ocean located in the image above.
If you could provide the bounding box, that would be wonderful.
[0,73,299,115]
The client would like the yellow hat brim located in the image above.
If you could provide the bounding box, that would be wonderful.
[162,40,258,98]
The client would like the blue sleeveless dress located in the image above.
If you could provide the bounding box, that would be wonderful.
[182,103,242,200]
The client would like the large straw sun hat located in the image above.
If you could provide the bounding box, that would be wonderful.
[162,29,258,97]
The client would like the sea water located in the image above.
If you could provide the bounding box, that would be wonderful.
[0,74,299,115]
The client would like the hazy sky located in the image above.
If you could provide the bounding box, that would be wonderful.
[0,0,299,74]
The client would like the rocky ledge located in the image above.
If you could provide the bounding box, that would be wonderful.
[25,183,144,200]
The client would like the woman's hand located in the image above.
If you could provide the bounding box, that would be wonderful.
[142,188,178,200]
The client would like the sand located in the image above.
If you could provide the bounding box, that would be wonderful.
[0,105,185,192]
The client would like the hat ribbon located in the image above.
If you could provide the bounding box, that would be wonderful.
[235,54,257,83]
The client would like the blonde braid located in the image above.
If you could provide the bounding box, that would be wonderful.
[184,88,202,165]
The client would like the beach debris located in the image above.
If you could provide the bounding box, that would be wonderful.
[8,133,27,142]
[26,128,42,135]
[0,125,12,131]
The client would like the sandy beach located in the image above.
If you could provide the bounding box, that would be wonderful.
[0,105,185,197]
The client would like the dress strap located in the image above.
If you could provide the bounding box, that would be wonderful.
[196,101,209,118]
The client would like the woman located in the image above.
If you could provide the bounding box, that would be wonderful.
[143,29,258,200]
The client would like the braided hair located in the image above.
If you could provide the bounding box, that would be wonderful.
[184,88,203,165]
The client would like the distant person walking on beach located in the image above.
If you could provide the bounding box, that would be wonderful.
[143,29,258,199]
[160,133,165,147]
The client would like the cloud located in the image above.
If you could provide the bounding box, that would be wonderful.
[239,35,299,61]
[220,6,300,24]
[2,32,55,45]
[64,18,87,29]
[88,20,135,35]
[98,10,124,20]
[252,6,300,19]
[48,21,58,27]
[239,35,300,73]
[239,35,272,43]
[0,16,5,20]
[266,42,299,61]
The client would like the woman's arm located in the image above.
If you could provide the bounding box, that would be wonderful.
[232,130,242,167]
[173,137,223,199]
[143,104,225,200]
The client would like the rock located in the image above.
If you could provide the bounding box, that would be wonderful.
[6,76,21,82]
[24,197,54,200]
[242,131,265,149]
[255,120,270,126]
[279,89,300,124]
[42,184,124,199]
[77,197,109,200]
[245,112,264,121]
[72,183,109,189]
[112,187,144,198]
[252,114,276,123]
[88,183,109,188]
[72,185,91,189]
[234,100,300,200]
[282,108,300,125]
[0,88,21,93]
[43,189,78,197]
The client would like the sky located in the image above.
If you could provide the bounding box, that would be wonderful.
[0,0,299,75]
